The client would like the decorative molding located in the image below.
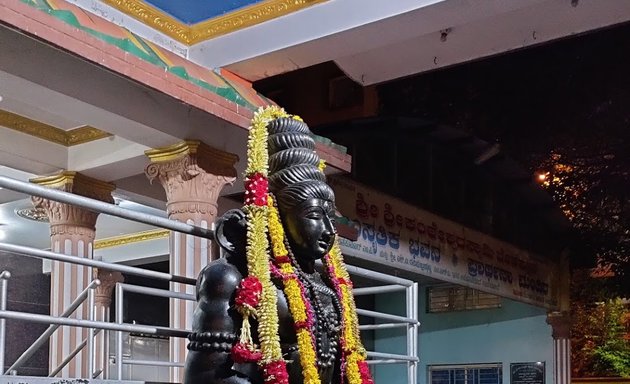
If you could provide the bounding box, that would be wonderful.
[94,228,169,249]
[31,171,116,200]
[145,140,237,220]
[31,172,115,229]
[0,109,112,146]
[101,0,329,44]
[101,0,189,42]
[145,140,239,166]
[94,269,125,306]
[66,126,113,145]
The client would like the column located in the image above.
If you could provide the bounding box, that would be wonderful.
[547,311,571,384]
[145,140,237,381]
[93,269,124,379]
[31,171,115,378]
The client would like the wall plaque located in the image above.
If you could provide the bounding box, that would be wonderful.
[510,362,545,384]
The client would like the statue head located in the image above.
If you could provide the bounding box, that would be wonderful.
[228,107,374,384]
[267,117,336,260]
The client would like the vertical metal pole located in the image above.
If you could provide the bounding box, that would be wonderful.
[115,283,124,380]
[405,285,414,384]
[412,282,419,384]
[87,282,96,379]
[0,271,11,373]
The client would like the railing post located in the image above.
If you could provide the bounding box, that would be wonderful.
[405,282,419,384]
[115,282,124,380]
[0,271,11,373]
[87,283,96,379]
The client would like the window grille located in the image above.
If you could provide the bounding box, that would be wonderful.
[429,363,502,384]
[427,285,501,312]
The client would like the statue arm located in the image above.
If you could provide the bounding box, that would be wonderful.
[185,259,255,384]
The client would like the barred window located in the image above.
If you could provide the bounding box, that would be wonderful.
[427,285,501,312]
[429,363,502,384]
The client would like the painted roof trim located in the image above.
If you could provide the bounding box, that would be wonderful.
[100,0,329,44]
[20,0,272,111]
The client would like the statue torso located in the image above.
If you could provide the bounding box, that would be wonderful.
[186,257,342,384]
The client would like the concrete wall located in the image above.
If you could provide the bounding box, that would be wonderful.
[372,286,553,384]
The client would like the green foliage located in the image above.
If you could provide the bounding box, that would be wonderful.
[571,274,630,378]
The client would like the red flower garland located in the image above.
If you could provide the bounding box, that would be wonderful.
[244,172,269,206]
[235,276,263,310]
[264,360,290,384]
[232,342,263,363]
[358,361,374,384]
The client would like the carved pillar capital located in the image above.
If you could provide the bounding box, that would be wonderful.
[94,269,124,307]
[145,140,238,221]
[30,171,115,232]
[547,311,571,339]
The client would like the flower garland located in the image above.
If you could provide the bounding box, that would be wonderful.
[324,244,374,384]
[268,195,321,384]
[239,106,292,384]
[237,105,374,384]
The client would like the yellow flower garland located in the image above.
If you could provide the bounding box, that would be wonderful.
[245,106,292,364]
[243,105,373,384]
[268,197,321,384]
[326,242,371,384]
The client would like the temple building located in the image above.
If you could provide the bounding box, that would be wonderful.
[1,1,629,384]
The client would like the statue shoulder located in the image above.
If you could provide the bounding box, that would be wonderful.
[196,259,243,301]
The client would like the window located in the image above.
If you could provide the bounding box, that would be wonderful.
[427,285,501,313]
[429,363,502,384]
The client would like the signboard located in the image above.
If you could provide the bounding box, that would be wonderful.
[329,176,559,309]
[511,362,545,384]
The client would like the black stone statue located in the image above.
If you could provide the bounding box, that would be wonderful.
[184,117,344,384]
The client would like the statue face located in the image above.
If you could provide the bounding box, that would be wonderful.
[283,198,336,261]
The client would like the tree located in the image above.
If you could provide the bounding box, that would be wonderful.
[571,271,630,378]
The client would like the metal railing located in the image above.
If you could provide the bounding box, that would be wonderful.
[0,175,420,384]
[6,279,101,375]
[0,176,214,240]
[114,283,195,379]
[347,263,419,384]
[0,271,10,372]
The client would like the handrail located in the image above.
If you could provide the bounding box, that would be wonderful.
[115,282,195,379]
[366,351,419,362]
[49,329,103,378]
[353,285,407,295]
[355,309,419,324]
[0,243,196,285]
[124,359,184,368]
[49,338,87,377]
[0,176,214,240]
[6,279,101,375]
[359,323,409,331]
[0,310,175,334]
[0,271,10,372]
[87,284,96,380]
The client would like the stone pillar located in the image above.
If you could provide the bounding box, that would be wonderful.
[93,269,124,379]
[547,311,571,384]
[31,171,115,378]
[145,140,237,381]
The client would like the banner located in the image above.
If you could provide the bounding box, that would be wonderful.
[330,176,559,309]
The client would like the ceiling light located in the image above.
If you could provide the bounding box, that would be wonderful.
[15,207,49,222]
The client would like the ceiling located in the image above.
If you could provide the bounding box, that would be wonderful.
[67,0,630,85]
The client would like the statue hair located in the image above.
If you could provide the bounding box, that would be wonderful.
[267,117,335,212]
